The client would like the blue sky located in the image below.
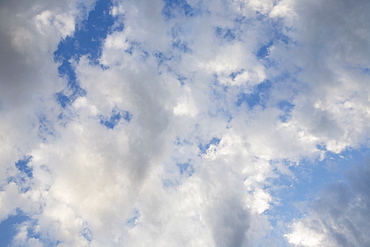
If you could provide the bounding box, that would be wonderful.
[1,0,370,246]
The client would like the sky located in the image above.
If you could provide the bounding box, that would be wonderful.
[0,0,370,246]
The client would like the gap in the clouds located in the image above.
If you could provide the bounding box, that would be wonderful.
[362,68,370,74]
[177,162,194,177]
[277,100,294,122]
[255,19,293,69]
[177,75,187,85]
[199,137,221,154]
[270,19,292,45]
[154,51,174,66]
[0,211,29,247]
[125,41,150,62]
[99,107,132,129]
[214,16,252,44]
[171,25,192,53]
[215,27,236,42]
[162,0,197,20]
[7,156,34,193]
[162,179,179,188]
[82,222,93,242]
[162,138,197,188]
[57,108,79,127]
[126,209,140,228]
[54,0,118,64]
[266,147,370,237]
[229,69,245,81]
[15,156,33,179]
[0,210,42,247]
[38,115,56,141]
[257,41,273,60]
[236,80,272,109]
[54,0,118,108]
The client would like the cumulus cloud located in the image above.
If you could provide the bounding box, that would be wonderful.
[270,0,370,153]
[1,0,370,246]
[0,0,97,184]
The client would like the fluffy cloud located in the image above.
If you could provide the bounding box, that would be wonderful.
[0,0,97,184]
[1,0,370,246]
[270,0,370,153]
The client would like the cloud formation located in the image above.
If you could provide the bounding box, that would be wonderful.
[0,0,369,246]
[286,163,370,247]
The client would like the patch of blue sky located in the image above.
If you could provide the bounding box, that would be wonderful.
[236,80,272,109]
[26,222,63,247]
[36,238,62,247]
[177,162,194,177]
[214,14,254,43]
[177,75,187,85]
[174,136,190,146]
[54,0,117,108]
[162,0,196,20]
[0,212,29,247]
[199,137,221,154]
[15,156,33,179]
[172,40,191,53]
[266,146,370,234]
[56,107,79,127]
[126,42,151,65]
[363,68,370,73]
[154,52,179,76]
[255,19,294,69]
[277,100,294,122]
[257,41,273,60]
[162,179,179,188]
[123,42,136,56]
[55,91,74,109]
[0,211,30,247]
[115,40,149,63]
[215,27,236,42]
[38,115,55,141]
[81,223,93,242]
[229,69,245,81]
[54,0,116,64]
[347,66,370,75]
[126,209,140,228]
[139,49,150,61]
[99,108,132,129]
[269,18,293,45]
[0,210,46,247]
[7,174,32,193]
[171,25,192,53]
[154,51,174,65]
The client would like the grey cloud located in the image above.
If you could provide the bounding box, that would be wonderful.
[2,0,370,246]
[0,0,95,111]
[206,197,250,247]
[268,0,370,153]
[287,163,370,246]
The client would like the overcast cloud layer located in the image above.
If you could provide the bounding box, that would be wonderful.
[0,0,369,246]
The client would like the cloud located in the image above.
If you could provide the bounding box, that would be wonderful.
[0,0,81,110]
[269,0,370,153]
[286,163,370,247]
[0,0,98,185]
[1,0,370,246]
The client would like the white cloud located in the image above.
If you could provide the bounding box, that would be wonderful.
[1,0,370,246]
